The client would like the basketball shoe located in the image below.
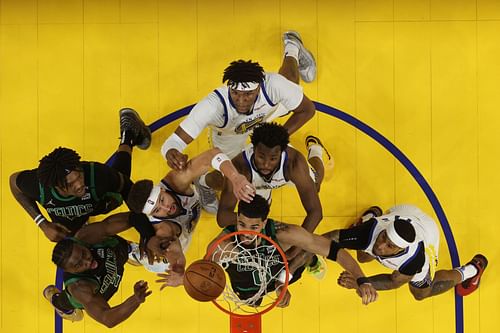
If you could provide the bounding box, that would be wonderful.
[283,31,317,83]
[43,285,84,322]
[456,254,488,296]
[119,108,152,150]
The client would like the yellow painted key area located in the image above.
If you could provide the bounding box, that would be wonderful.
[1,1,499,332]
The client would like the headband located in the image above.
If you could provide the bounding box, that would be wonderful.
[142,185,162,215]
[227,81,259,91]
[385,219,412,248]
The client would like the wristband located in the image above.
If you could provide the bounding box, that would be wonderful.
[161,133,188,161]
[34,214,46,226]
[277,270,293,284]
[356,277,371,286]
[211,153,230,172]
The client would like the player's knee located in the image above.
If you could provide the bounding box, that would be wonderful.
[410,287,429,301]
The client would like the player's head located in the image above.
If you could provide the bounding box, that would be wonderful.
[250,122,289,177]
[127,180,180,218]
[236,195,270,244]
[38,147,85,197]
[373,218,416,256]
[223,60,264,114]
[52,238,98,273]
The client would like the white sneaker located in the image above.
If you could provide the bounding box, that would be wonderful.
[193,177,219,214]
[283,30,317,83]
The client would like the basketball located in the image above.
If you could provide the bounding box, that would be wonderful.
[183,259,226,302]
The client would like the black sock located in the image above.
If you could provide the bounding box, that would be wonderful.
[309,255,319,267]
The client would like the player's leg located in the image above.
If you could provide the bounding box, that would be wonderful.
[279,31,316,84]
[305,135,331,192]
[43,285,84,321]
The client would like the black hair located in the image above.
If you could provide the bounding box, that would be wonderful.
[38,147,82,188]
[127,179,154,213]
[250,122,289,151]
[394,218,416,243]
[237,194,270,221]
[52,238,75,269]
[223,60,265,85]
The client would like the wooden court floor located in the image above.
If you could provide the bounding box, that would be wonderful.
[1,0,499,332]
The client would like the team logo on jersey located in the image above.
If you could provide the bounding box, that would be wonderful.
[81,192,91,200]
[235,115,265,134]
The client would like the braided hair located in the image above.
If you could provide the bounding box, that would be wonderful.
[38,147,82,188]
[52,238,75,269]
[223,60,265,85]
[251,122,289,151]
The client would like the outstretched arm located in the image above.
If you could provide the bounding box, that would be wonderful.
[74,212,132,244]
[166,148,254,201]
[283,95,315,135]
[10,171,70,242]
[69,279,151,328]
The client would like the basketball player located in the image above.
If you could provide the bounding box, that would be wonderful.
[43,212,157,326]
[125,147,256,279]
[329,205,488,300]
[197,195,378,307]
[161,31,316,213]
[9,108,151,242]
[217,122,330,278]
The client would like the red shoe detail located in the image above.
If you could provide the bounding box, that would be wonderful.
[456,254,488,297]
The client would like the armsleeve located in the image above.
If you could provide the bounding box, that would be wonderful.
[15,169,40,199]
[398,241,426,276]
[178,92,226,139]
[337,219,377,250]
[92,163,123,196]
[264,73,304,111]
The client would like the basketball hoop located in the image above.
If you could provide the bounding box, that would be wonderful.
[205,230,290,333]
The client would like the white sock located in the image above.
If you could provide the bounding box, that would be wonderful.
[284,42,299,62]
[308,144,323,161]
[199,174,209,188]
[361,213,375,222]
[455,264,478,282]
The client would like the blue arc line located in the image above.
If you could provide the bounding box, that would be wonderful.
[55,101,462,333]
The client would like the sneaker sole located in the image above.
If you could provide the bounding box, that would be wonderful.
[119,108,152,150]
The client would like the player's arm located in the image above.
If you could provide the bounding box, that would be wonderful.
[10,171,70,241]
[287,150,322,232]
[282,94,315,135]
[161,96,221,170]
[75,212,132,244]
[323,229,375,263]
[217,155,250,227]
[69,279,151,328]
[366,271,413,290]
[166,148,254,201]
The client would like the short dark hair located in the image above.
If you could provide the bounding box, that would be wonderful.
[127,179,154,213]
[238,194,270,221]
[38,147,82,188]
[251,122,289,151]
[52,238,76,269]
[223,60,265,85]
[394,218,416,243]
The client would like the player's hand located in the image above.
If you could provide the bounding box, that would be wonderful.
[40,221,71,242]
[133,280,152,303]
[356,283,378,305]
[156,270,184,289]
[230,174,255,203]
[275,286,291,308]
[337,270,357,289]
[166,149,188,171]
[285,246,303,261]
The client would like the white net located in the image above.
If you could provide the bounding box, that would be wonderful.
[207,231,289,315]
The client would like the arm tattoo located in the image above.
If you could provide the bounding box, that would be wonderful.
[274,222,289,232]
[429,280,456,297]
[367,274,404,290]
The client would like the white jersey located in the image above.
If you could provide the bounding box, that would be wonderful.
[242,144,293,201]
[148,179,202,252]
[363,205,439,283]
[176,73,304,158]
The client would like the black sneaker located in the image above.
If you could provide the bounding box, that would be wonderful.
[305,135,331,160]
[119,108,152,150]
